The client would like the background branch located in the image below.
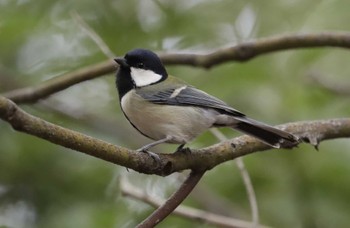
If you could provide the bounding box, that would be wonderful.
[211,129,259,227]
[71,10,116,59]
[136,171,205,228]
[2,61,115,104]
[1,95,350,176]
[121,176,269,228]
[160,32,350,67]
[3,32,350,104]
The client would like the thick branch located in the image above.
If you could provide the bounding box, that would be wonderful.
[137,171,205,228]
[3,32,350,104]
[1,95,350,176]
[0,96,157,174]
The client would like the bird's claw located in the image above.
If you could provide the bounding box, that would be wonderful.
[137,148,161,162]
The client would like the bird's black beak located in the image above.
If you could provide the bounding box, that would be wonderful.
[114,57,129,68]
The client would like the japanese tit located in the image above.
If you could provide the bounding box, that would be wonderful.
[115,49,298,154]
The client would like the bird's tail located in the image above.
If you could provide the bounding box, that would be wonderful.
[233,117,299,148]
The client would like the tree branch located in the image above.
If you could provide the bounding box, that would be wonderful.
[2,60,115,104]
[136,171,205,228]
[3,32,350,104]
[121,176,268,228]
[160,32,350,67]
[211,129,259,227]
[1,95,350,176]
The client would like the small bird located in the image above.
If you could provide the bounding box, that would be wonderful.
[115,49,298,156]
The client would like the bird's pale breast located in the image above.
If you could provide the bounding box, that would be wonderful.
[121,90,217,143]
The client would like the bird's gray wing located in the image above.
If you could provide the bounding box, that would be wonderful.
[137,86,245,117]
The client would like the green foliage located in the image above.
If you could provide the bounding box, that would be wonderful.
[1,0,350,227]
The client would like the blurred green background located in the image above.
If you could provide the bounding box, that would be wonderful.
[1,0,350,227]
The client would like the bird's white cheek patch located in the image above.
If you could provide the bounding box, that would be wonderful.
[130,67,162,87]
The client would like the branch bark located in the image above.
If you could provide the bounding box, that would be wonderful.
[3,32,350,104]
[1,95,350,176]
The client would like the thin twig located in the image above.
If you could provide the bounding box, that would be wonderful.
[1,95,350,175]
[3,32,350,104]
[121,176,270,228]
[136,171,205,227]
[211,129,259,227]
[70,10,116,59]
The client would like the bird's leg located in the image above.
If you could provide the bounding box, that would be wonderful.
[137,136,173,161]
[137,136,172,152]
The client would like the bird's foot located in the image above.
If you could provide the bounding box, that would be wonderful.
[137,148,161,162]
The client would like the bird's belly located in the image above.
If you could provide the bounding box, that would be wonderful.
[121,91,216,143]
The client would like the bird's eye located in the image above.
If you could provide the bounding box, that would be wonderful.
[137,62,145,68]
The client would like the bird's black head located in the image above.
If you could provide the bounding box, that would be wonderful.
[119,49,168,77]
[115,49,168,98]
